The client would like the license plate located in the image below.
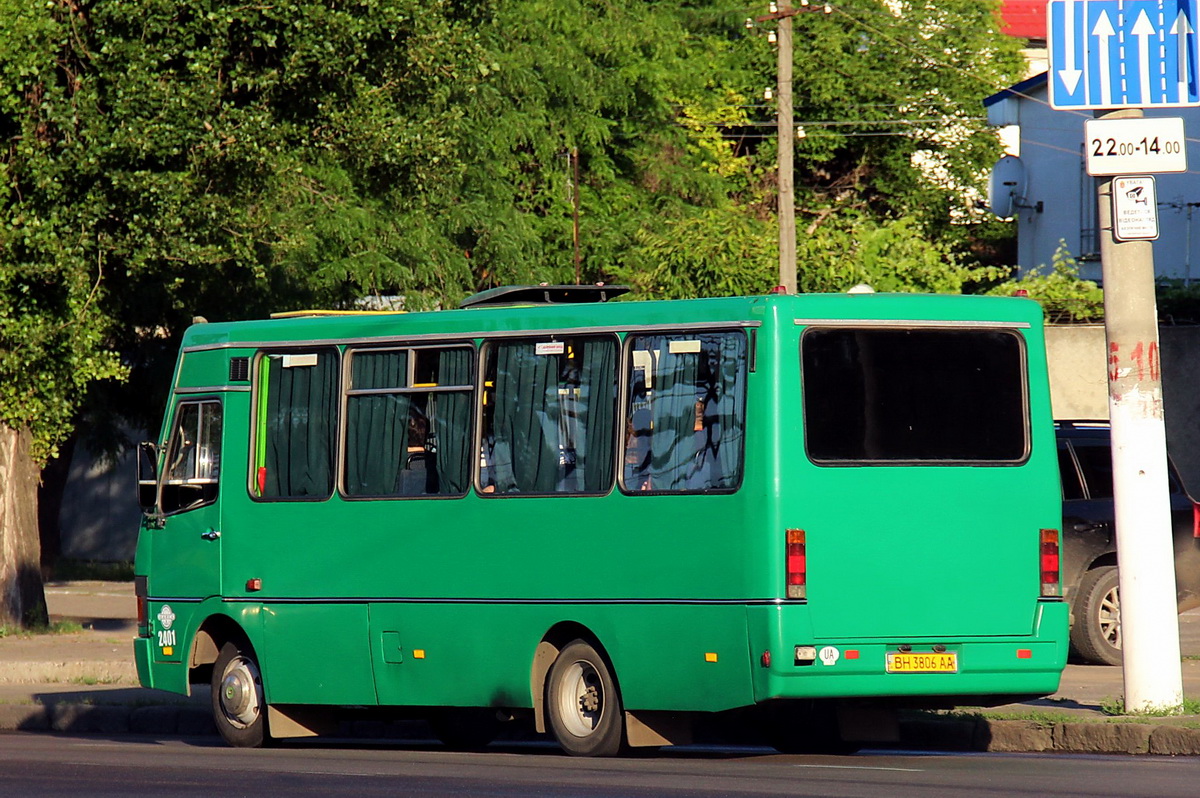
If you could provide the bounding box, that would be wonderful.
[885,652,958,674]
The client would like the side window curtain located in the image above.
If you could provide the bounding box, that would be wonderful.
[343,345,474,498]
[161,399,222,514]
[481,336,617,495]
[345,350,410,496]
[432,348,473,494]
[623,331,747,493]
[579,337,617,493]
[254,351,338,500]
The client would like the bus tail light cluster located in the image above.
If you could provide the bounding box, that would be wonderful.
[786,529,806,599]
[134,575,149,637]
[1040,528,1061,597]
[1193,502,1200,539]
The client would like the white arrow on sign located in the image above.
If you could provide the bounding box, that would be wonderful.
[1174,10,1195,102]
[1092,10,1117,107]
[1059,0,1083,95]
[1132,9,1156,105]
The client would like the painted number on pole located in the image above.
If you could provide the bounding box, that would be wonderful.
[1112,175,1160,240]
[1085,117,1187,175]
[1109,340,1161,381]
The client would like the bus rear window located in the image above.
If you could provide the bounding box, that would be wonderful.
[801,327,1027,464]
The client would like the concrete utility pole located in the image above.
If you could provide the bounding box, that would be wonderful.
[1096,108,1184,714]
[775,1,797,293]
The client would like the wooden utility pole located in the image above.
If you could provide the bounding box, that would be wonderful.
[571,148,582,285]
[775,1,797,293]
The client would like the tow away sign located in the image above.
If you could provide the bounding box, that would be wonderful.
[1112,175,1160,240]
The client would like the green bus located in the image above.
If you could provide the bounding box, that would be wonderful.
[133,286,1067,755]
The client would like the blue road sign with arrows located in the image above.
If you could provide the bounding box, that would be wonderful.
[1049,0,1200,109]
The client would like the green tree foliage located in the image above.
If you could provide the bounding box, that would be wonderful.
[986,241,1105,323]
[2,0,499,445]
[0,3,126,462]
[619,0,1025,295]
[1,0,1026,453]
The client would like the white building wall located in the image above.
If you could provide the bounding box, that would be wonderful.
[988,77,1200,284]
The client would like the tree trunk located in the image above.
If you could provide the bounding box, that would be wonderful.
[0,424,49,628]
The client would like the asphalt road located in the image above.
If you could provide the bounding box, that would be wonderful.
[4,734,1200,798]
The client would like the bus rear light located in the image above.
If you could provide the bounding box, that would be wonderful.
[1017,649,1032,659]
[1193,502,1200,539]
[134,575,148,637]
[786,529,807,599]
[1040,528,1061,597]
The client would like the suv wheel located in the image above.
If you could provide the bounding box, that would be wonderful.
[1070,565,1122,666]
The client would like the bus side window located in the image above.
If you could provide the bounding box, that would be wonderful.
[621,331,748,494]
[343,345,473,498]
[479,336,617,496]
[160,400,222,515]
[253,350,338,500]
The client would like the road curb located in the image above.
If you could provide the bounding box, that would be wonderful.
[899,715,1200,755]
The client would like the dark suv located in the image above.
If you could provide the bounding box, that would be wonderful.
[1057,421,1200,665]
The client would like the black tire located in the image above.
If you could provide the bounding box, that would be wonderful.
[212,640,269,748]
[1070,565,1123,666]
[428,708,500,751]
[546,639,626,757]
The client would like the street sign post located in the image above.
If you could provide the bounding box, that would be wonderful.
[1047,2,1194,713]
[1049,0,1200,109]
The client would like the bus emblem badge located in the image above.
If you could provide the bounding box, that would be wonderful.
[157,605,176,630]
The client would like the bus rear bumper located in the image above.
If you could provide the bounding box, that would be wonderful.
[752,601,1069,703]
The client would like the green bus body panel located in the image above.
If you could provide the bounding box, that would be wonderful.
[799,466,1051,639]
[135,293,1067,715]
[260,603,377,706]
[367,603,754,712]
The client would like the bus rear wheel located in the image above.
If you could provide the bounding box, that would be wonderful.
[212,640,268,748]
[546,640,626,757]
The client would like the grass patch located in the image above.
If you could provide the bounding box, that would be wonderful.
[976,709,1085,725]
[0,620,84,638]
[52,559,134,582]
[70,675,121,686]
[1101,696,1200,716]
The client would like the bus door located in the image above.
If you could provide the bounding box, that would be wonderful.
[149,398,224,606]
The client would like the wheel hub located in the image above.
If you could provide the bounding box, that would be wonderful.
[219,656,261,728]
[557,660,604,737]
[580,685,600,714]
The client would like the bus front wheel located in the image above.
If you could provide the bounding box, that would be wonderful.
[212,640,268,748]
[546,640,626,757]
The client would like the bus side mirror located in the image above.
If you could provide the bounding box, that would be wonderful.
[137,441,159,514]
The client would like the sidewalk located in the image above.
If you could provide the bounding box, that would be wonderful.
[2,581,1200,754]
